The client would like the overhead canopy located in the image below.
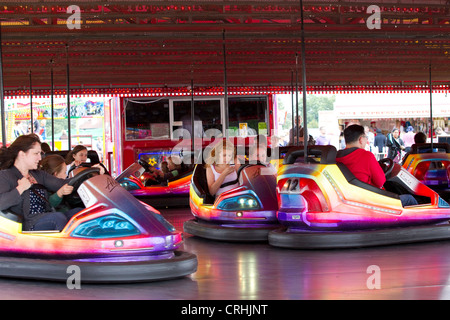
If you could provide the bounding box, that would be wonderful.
[334,92,450,119]
[1,1,450,93]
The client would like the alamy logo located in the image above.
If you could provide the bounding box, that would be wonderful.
[67,5,81,30]
[366,5,382,30]
[366,265,381,289]
[67,265,81,289]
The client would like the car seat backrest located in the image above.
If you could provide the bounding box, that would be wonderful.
[411,143,450,154]
[283,145,337,165]
[87,150,100,164]
[191,164,215,205]
[336,163,400,199]
[0,210,23,223]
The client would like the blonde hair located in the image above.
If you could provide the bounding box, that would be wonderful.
[205,140,236,168]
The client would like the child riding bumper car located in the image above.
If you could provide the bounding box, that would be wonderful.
[269,145,450,249]
[184,142,280,241]
[117,156,193,207]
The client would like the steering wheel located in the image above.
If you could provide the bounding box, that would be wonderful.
[219,162,263,189]
[138,159,151,172]
[67,162,90,176]
[378,158,394,178]
[68,161,109,176]
[65,167,100,207]
[68,167,101,190]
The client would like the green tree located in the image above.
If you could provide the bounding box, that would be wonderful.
[293,95,336,128]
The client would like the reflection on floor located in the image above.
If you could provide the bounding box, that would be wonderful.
[2,207,450,300]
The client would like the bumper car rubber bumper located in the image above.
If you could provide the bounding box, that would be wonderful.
[184,218,280,242]
[0,250,197,283]
[268,223,450,249]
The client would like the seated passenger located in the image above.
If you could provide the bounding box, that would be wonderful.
[149,156,184,182]
[160,160,169,174]
[205,140,239,197]
[0,134,77,231]
[65,145,88,174]
[39,154,79,213]
[249,135,277,176]
[336,125,386,188]
[337,125,417,207]
[65,144,106,176]
[401,131,428,163]
[414,131,427,144]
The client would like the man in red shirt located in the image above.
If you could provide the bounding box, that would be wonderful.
[336,124,386,188]
[336,124,417,207]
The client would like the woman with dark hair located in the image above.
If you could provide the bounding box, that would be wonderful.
[65,144,88,174]
[0,134,76,231]
[386,128,405,163]
[65,144,107,177]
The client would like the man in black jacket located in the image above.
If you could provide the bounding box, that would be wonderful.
[374,128,387,154]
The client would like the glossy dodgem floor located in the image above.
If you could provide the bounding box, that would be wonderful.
[2,207,450,300]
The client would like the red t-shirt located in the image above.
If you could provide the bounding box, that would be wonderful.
[336,147,386,188]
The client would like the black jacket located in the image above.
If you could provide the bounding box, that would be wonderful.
[0,166,67,228]
[373,129,387,153]
[386,133,404,159]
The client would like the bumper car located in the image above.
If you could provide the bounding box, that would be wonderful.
[117,159,193,207]
[269,145,450,249]
[402,143,450,202]
[0,167,197,283]
[184,156,280,242]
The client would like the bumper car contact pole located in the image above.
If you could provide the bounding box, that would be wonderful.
[66,44,72,149]
[29,71,33,134]
[223,30,229,138]
[429,63,433,152]
[291,70,295,144]
[50,59,55,151]
[295,53,299,146]
[0,22,6,146]
[191,69,195,155]
[300,0,308,157]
